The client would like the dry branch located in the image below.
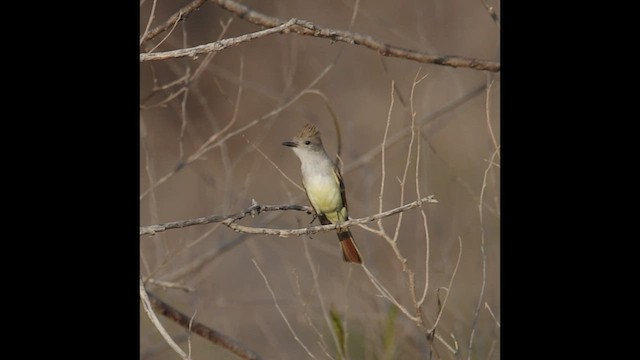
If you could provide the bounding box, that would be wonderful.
[145,290,262,360]
[221,196,437,236]
[140,278,189,359]
[210,0,499,72]
[140,196,437,237]
[140,18,298,62]
[140,0,207,44]
[140,203,312,236]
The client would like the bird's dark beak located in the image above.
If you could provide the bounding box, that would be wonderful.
[282,141,297,147]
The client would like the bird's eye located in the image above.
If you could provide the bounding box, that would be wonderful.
[304,140,311,145]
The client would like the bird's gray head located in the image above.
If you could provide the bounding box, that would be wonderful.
[282,123,324,153]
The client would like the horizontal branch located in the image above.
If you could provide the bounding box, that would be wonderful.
[145,290,261,360]
[210,0,499,72]
[140,18,298,62]
[223,196,438,237]
[140,202,312,236]
[140,196,437,237]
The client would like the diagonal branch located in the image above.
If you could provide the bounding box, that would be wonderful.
[210,0,499,72]
[140,278,189,360]
[140,0,207,44]
[144,289,262,360]
[141,18,298,62]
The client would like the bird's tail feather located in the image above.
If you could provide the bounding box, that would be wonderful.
[337,228,362,264]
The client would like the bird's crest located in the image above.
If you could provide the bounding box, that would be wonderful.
[296,123,320,140]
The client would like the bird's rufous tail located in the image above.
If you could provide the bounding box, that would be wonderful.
[337,228,362,264]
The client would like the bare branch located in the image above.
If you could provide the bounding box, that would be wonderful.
[361,264,421,322]
[140,278,190,360]
[468,147,500,359]
[140,203,312,236]
[484,302,501,328]
[141,60,335,199]
[146,278,196,293]
[292,268,334,359]
[140,0,207,44]
[147,9,183,54]
[222,196,437,237]
[428,237,463,332]
[244,136,304,192]
[145,289,262,360]
[345,83,486,174]
[210,0,499,72]
[302,235,343,360]
[378,80,394,230]
[485,75,499,157]
[141,18,298,62]
[140,0,159,46]
[414,73,431,308]
[141,197,436,238]
[187,56,245,163]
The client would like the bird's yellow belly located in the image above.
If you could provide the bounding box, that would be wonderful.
[305,178,345,223]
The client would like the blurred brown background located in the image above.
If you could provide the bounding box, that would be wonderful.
[140,0,499,359]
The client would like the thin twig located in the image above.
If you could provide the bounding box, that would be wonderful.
[147,9,183,54]
[141,18,234,109]
[302,235,343,360]
[161,234,246,283]
[196,63,334,157]
[140,278,190,360]
[485,75,499,158]
[415,97,431,308]
[252,259,318,359]
[393,69,428,243]
[146,278,196,292]
[140,0,159,46]
[344,83,486,174]
[145,290,262,360]
[428,237,463,332]
[484,302,500,328]
[187,309,196,359]
[244,136,304,192]
[467,147,500,359]
[190,18,234,80]
[140,18,299,62]
[140,0,207,44]
[142,222,222,283]
[361,265,421,323]
[292,269,334,359]
[187,56,244,163]
[300,89,342,161]
[378,80,394,231]
[178,25,191,160]
[141,60,335,200]
[210,0,499,72]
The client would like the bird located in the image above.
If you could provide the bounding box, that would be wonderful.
[282,123,362,263]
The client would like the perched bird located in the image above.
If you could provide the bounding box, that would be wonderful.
[282,123,362,264]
